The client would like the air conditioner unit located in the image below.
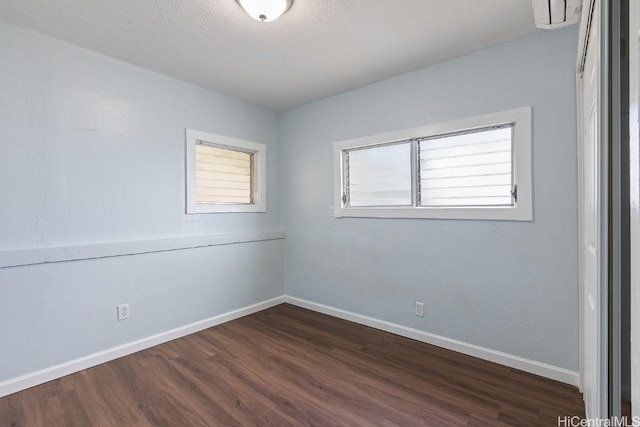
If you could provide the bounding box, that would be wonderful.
[531,0,582,30]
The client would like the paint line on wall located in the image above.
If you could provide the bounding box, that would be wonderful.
[0,230,285,269]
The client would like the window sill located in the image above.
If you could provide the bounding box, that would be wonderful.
[187,203,266,214]
[333,205,532,221]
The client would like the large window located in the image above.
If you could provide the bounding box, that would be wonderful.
[186,129,266,214]
[333,107,532,221]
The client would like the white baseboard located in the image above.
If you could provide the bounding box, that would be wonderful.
[0,296,285,398]
[0,294,580,399]
[284,296,580,387]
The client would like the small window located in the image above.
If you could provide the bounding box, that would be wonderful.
[195,144,253,204]
[186,129,266,214]
[333,107,532,221]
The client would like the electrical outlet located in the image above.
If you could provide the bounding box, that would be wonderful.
[415,301,424,317]
[117,303,129,321]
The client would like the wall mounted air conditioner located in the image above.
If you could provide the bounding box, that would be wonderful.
[531,0,582,30]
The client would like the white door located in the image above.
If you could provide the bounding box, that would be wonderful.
[579,0,607,418]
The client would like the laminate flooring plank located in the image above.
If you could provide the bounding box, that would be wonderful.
[239,319,470,425]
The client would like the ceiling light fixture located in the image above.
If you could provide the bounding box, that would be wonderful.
[236,0,292,22]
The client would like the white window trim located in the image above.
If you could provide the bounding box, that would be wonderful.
[186,128,266,214]
[333,107,532,221]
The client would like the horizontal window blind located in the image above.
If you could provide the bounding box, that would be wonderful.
[418,126,513,207]
[195,143,253,204]
[346,142,411,207]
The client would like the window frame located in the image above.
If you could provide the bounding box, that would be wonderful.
[333,107,532,221]
[186,128,266,214]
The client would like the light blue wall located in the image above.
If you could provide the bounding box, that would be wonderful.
[279,27,580,370]
[0,19,581,384]
[0,23,281,247]
[0,22,283,381]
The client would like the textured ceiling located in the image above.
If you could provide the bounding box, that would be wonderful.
[0,0,540,111]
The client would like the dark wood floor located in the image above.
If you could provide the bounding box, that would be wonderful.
[0,304,584,426]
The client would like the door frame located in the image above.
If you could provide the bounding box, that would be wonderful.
[629,0,640,414]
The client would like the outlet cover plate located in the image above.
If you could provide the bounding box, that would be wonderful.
[415,302,424,317]
[117,303,129,321]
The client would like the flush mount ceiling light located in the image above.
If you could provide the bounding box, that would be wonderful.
[236,0,292,22]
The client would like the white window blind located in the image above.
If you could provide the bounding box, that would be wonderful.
[346,142,412,207]
[418,126,514,207]
[195,143,253,205]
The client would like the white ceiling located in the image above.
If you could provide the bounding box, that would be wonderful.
[0,0,540,111]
